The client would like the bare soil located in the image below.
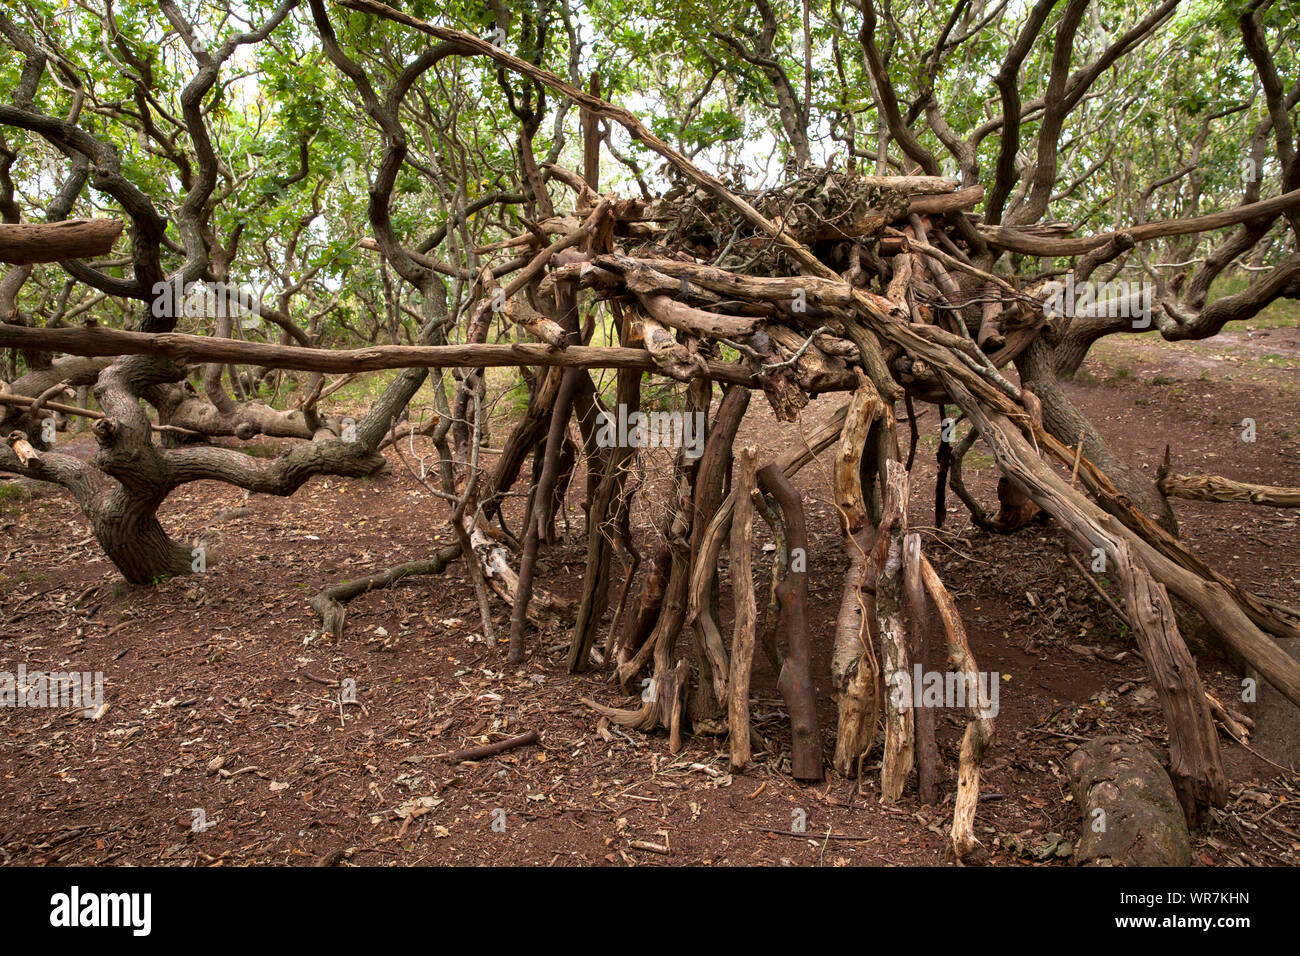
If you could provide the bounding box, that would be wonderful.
[2,332,1298,866]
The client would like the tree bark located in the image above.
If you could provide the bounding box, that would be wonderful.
[758,461,823,781]
[0,218,123,264]
[904,531,939,805]
[728,445,759,772]
[1018,337,1178,532]
[876,460,914,801]
[507,283,583,663]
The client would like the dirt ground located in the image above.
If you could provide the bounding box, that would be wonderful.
[2,328,1298,867]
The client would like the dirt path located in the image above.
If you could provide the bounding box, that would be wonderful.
[2,345,1297,866]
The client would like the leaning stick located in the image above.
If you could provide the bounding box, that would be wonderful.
[918,553,993,864]
[727,446,759,773]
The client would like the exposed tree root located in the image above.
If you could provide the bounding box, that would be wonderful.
[310,544,462,640]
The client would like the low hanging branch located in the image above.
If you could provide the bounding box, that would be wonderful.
[977,186,1300,256]
[0,392,201,436]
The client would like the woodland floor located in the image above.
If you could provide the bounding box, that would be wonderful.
[1,326,1298,867]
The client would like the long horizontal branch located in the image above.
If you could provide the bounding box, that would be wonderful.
[0,323,759,385]
[0,392,200,436]
[0,218,123,264]
[1159,472,1300,508]
[979,187,1300,255]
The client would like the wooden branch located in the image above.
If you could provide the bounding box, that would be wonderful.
[1053,427,1300,643]
[441,730,540,762]
[0,392,201,437]
[0,218,123,264]
[919,554,993,865]
[0,393,93,419]
[728,445,759,772]
[503,297,567,348]
[602,256,858,308]
[1116,541,1224,825]
[889,228,1018,295]
[758,461,823,781]
[686,405,850,698]
[830,519,878,779]
[858,175,960,194]
[0,323,759,385]
[905,532,939,806]
[876,459,914,802]
[7,430,40,466]
[949,382,1228,820]
[310,544,462,639]
[1158,472,1300,508]
[567,354,642,672]
[685,386,750,715]
[908,186,984,215]
[507,284,582,663]
[468,521,575,627]
[637,292,761,338]
[765,325,856,393]
[358,236,467,278]
[979,187,1300,255]
[832,369,880,534]
[830,369,883,778]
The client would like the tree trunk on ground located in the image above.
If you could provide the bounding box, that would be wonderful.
[1066,737,1192,866]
